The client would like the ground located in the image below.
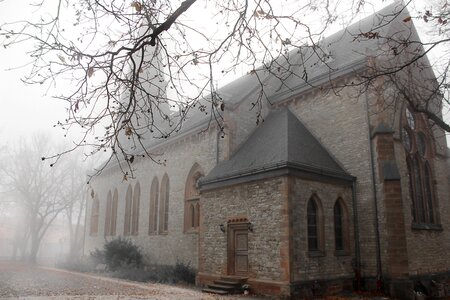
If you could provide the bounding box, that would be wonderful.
[0,261,265,300]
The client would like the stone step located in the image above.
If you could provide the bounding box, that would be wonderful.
[202,275,248,296]
[208,283,237,291]
[214,279,242,287]
[219,275,248,284]
[202,287,229,295]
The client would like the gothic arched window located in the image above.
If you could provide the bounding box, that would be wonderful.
[104,191,112,236]
[184,164,204,232]
[334,201,343,251]
[111,189,118,236]
[307,195,324,252]
[402,107,438,225]
[159,174,170,233]
[131,181,140,235]
[149,177,159,234]
[124,184,133,235]
[333,198,349,254]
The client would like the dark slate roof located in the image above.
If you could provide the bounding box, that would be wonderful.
[263,1,413,102]
[209,1,412,106]
[200,108,353,187]
[107,2,414,169]
[140,1,412,149]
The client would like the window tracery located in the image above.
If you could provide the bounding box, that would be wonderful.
[401,107,438,225]
[184,164,204,232]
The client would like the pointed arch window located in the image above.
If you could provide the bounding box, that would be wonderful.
[104,190,118,236]
[402,107,439,226]
[334,201,343,251]
[184,164,204,232]
[111,189,118,236]
[104,191,112,236]
[307,195,324,253]
[124,184,133,235]
[131,182,140,235]
[334,198,349,254]
[149,177,159,234]
[159,174,170,233]
[90,195,100,236]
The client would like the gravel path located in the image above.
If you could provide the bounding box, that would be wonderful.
[0,261,264,300]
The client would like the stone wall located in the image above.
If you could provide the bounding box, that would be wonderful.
[200,176,287,281]
[84,126,221,268]
[394,121,450,276]
[285,80,379,277]
[291,178,354,282]
[369,77,450,279]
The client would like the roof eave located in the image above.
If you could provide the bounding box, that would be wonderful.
[97,118,212,174]
[268,58,368,103]
[200,161,355,191]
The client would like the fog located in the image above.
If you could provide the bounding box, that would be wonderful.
[0,0,448,281]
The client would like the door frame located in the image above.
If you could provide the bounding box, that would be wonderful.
[227,222,249,276]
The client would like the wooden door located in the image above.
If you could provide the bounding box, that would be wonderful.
[228,224,248,275]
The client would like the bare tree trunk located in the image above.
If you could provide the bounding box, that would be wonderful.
[28,239,39,263]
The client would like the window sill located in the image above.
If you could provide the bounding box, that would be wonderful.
[184,229,199,234]
[411,223,443,231]
[308,250,325,258]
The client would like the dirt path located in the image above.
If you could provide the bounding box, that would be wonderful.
[0,261,264,300]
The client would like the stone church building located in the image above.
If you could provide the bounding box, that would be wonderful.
[84,3,450,298]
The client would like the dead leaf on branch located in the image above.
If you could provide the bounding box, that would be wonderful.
[125,126,133,136]
[57,54,66,63]
[131,1,142,12]
[87,67,94,78]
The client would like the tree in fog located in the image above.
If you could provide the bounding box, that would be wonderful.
[1,0,450,173]
[62,154,90,260]
[0,134,85,263]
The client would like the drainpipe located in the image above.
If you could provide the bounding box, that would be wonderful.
[351,179,362,290]
[365,92,383,288]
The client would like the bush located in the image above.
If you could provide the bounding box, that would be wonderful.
[91,237,142,271]
[173,260,196,284]
[110,264,174,283]
[109,262,195,284]
[90,239,196,284]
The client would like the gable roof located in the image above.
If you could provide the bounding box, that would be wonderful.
[103,2,416,171]
[200,108,353,189]
[150,1,412,144]
[213,1,413,105]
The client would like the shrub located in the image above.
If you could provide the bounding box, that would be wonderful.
[109,262,195,284]
[173,260,196,284]
[90,240,196,284]
[110,264,174,283]
[91,237,142,271]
